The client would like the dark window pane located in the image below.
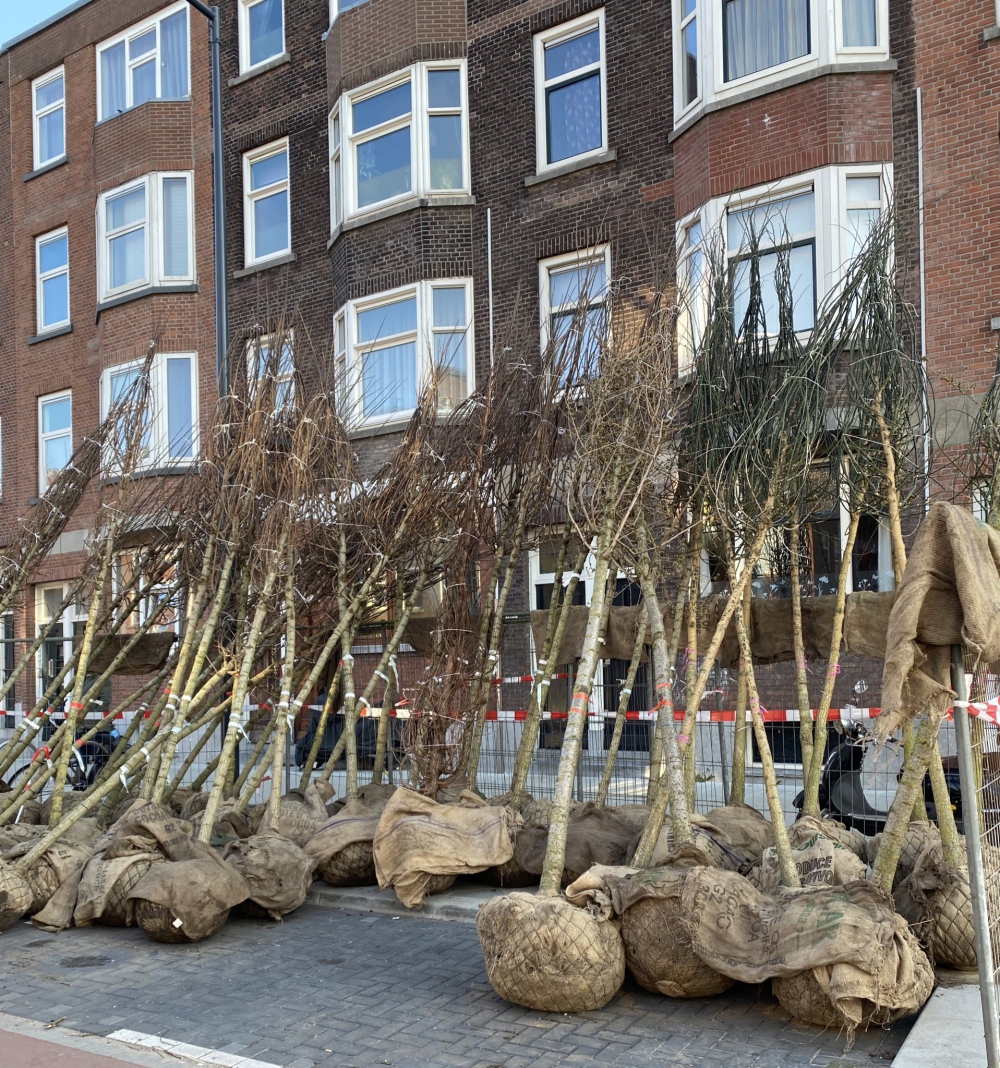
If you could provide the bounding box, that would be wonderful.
[546,72,601,164]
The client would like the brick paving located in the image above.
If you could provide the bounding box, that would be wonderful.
[0,899,911,1068]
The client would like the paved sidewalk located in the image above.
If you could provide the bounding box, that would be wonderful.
[0,893,912,1068]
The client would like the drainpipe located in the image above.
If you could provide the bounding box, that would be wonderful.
[916,87,930,514]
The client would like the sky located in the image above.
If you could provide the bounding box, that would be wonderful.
[0,0,80,49]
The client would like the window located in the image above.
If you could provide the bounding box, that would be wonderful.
[247,333,295,410]
[336,62,468,220]
[843,174,883,262]
[842,0,877,47]
[39,391,72,493]
[337,279,473,424]
[539,246,610,380]
[534,12,606,171]
[97,172,193,300]
[101,352,198,468]
[239,0,284,72]
[677,219,704,376]
[723,0,810,82]
[97,3,190,121]
[243,140,290,265]
[677,2,887,126]
[36,584,88,707]
[32,68,65,169]
[36,228,70,333]
[679,0,698,109]
[728,189,816,334]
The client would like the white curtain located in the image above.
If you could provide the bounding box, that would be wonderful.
[160,9,189,99]
[101,42,126,118]
[725,0,809,81]
[843,0,876,47]
[162,177,189,277]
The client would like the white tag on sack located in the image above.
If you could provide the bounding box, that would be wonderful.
[172,917,183,928]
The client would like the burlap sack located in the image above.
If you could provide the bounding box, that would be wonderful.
[879,503,1000,740]
[564,852,733,999]
[0,823,47,854]
[750,831,867,894]
[514,802,635,884]
[189,803,252,846]
[629,813,746,872]
[867,821,941,890]
[223,832,315,920]
[373,788,513,908]
[128,841,249,943]
[327,782,393,817]
[477,892,625,1012]
[895,841,977,969]
[5,840,92,919]
[0,860,33,931]
[772,967,906,1035]
[250,782,332,847]
[681,869,933,1035]
[789,815,869,860]
[702,803,773,865]
[844,591,896,659]
[179,792,210,821]
[306,802,383,887]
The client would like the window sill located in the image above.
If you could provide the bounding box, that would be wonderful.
[229,52,292,87]
[234,252,297,278]
[984,26,1000,42]
[101,463,199,487]
[24,155,68,182]
[669,58,899,141]
[95,283,199,321]
[328,195,477,247]
[28,324,73,345]
[525,149,617,187]
[347,417,413,440]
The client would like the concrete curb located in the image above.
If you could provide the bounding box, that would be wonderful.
[892,983,985,1067]
[306,879,518,922]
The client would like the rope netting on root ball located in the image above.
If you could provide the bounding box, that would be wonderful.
[477,892,625,1013]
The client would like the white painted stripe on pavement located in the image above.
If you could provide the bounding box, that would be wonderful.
[107,1030,282,1068]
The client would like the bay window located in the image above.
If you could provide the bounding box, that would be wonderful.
[97,3,189,121]
[337,280,474,425]
[334,62,468,222]
[97,172,194,301]
[101,352,198,469]
[534,11,606,172]
[32,68,65,169]
[677,219,704,376]
[243,139,290,265]
[675,1,887,125]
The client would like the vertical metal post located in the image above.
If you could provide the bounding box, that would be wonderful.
[951,645,1000,1068]
[717,719,730,803]
[573,662,584,802]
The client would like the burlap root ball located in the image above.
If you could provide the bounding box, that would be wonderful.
[318,841,376,887]
[132,898,229,944]
[477,854,538,888]
[0,862,33,931]
[425,873,457,895]
[621,897,733,999]
[234,899,272,920]
[22,857,60,916]
[477,892,625,1012]
[925,870,977,969]
[868,823,940,889]
[98,858,158,928]
[772,970,897,1030]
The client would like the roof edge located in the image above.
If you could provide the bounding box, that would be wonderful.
[1,0,97,56]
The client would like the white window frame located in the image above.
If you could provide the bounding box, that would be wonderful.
[674,0,889,127]
[246,331,295,410]
[35,227,71,335]
[32,66,65,170]
[675,164,893,336]
[243,138,291,267]
[336,278,475,427]
[38,390,72,495]
[677,2,699,117]
[96,171,195,301]
[329,105,343,232]
[238,0,285,74]
[35,583,88,706]
[95,1,190,121]
[538,244,611,358]
[533,10,607,175]
[99,352,200,470]
[336,61,470,223]
[839,167,888,267]
[676,218,704,378]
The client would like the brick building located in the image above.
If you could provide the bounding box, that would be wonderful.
[0,0,217,720]
[2,0,1000,751]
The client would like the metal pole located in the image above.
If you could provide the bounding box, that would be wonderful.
[951,645,1000,1068]
[185,1,229,396]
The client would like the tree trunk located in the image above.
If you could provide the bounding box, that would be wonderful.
[647,579,687,803]
[596,622,646,806]
[729,580,752,805]
[789,513,814,777]
[266,557,297,825]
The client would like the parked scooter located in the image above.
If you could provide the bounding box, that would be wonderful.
[792,717,963,837]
